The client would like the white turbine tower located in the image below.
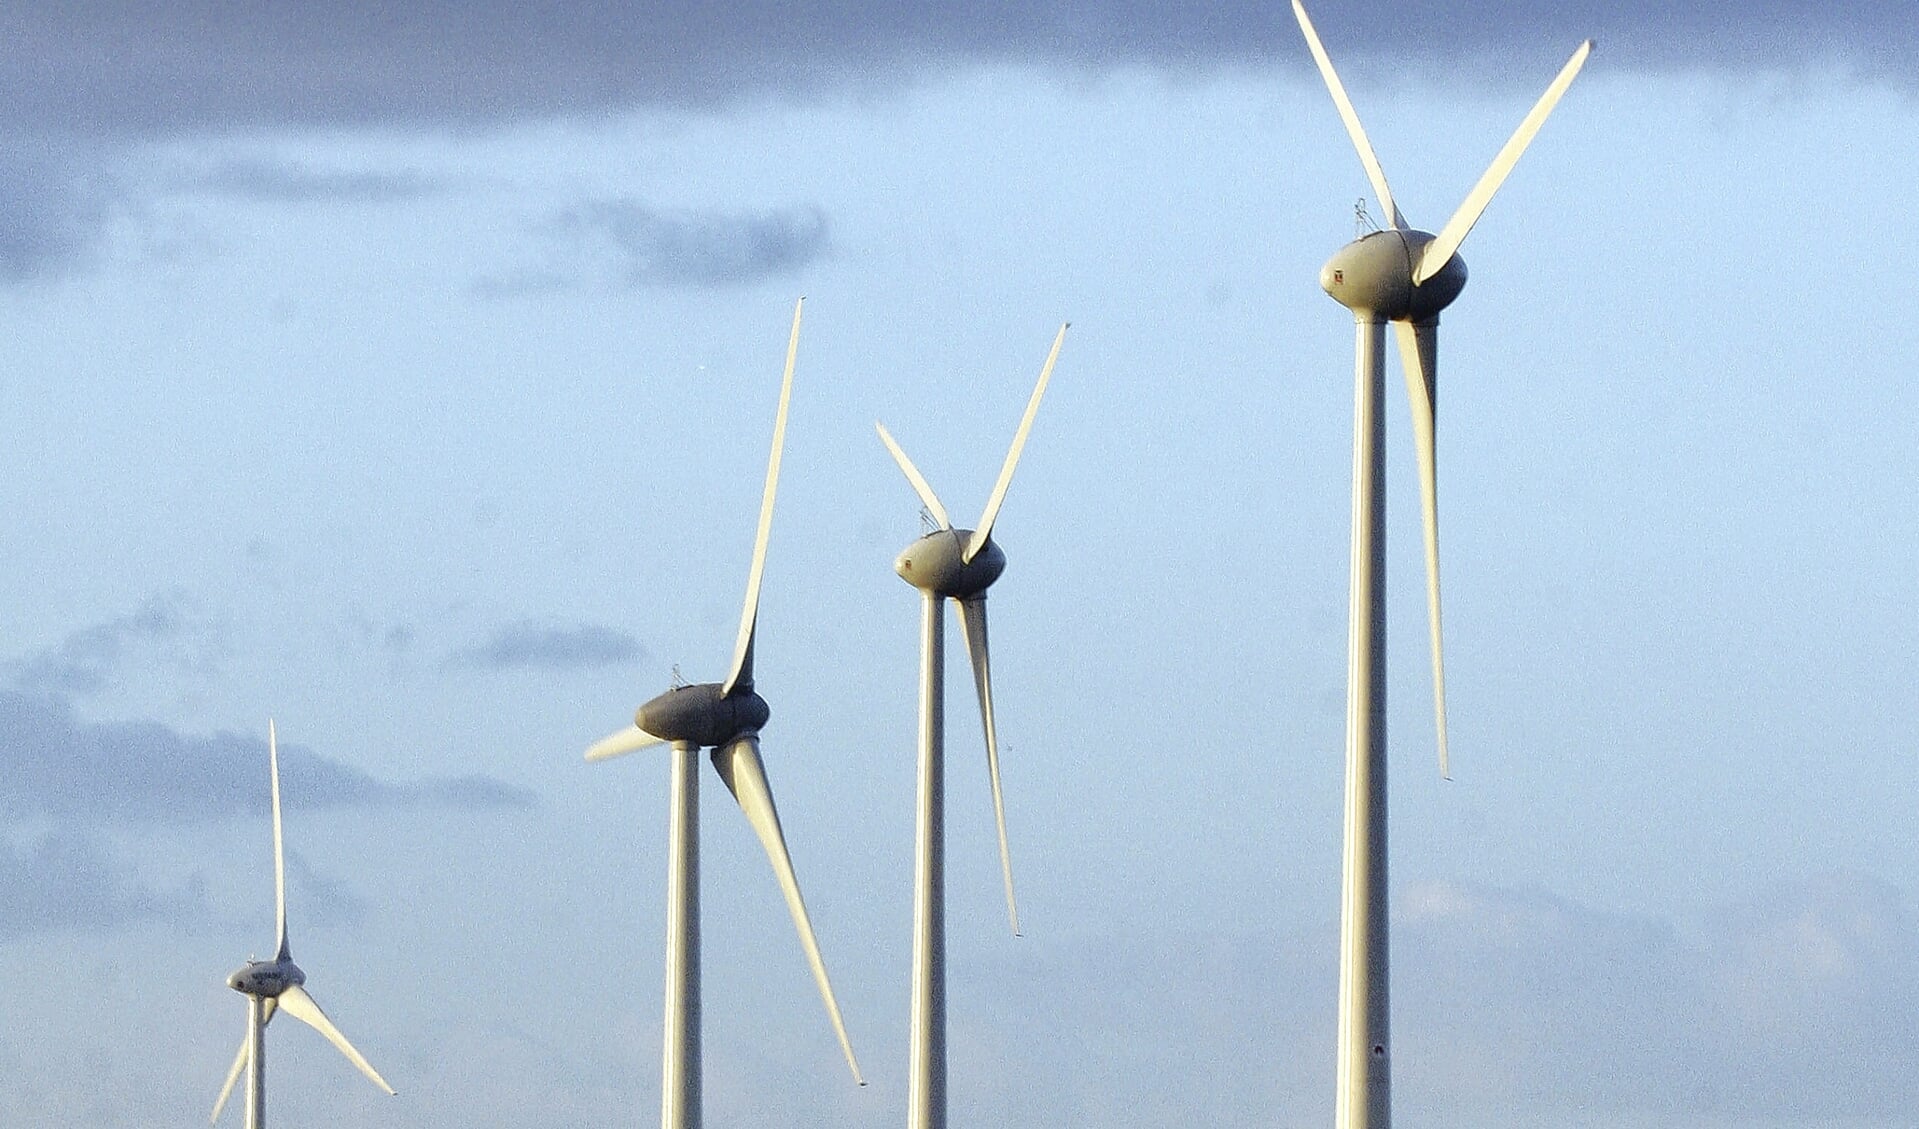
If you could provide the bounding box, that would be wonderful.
[583,298,863,1129]
[1289,4,1590,1127]
[212,721,395,1128]
[875,323,1066,1129]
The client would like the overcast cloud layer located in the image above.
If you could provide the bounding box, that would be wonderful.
[3,2,1913,140]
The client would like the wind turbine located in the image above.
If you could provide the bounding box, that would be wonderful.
[1289,4,1590,1127]
[212,721,395,1128]
[875,323,1066,1129]
[583,298,863,1129]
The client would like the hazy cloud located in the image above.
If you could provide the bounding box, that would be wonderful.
[977,876,1919,1126]
[0,690,536,825]
[284,848,371,930]
[487,201,830,294]
[0,141,120,281]
[963,922,1334,1127]
[0,829,205,939]
[5,591,223,697]
[445,620,644,671]
[338,606,418,659]
[1394,875,1919,1121]
[174,158,447,203]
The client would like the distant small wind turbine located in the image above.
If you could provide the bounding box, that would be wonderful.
[584,298,863,1129]
[212,721,395,1128]
[875,323,1066,1129]
[1290,4,1590,1127]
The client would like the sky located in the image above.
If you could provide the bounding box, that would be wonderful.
[2,3,1916,1127]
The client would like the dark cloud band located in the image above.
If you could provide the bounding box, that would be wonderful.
[2,3,1913,141]
[174,158,447,203]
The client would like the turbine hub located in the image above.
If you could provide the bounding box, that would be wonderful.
[894,528,1006,598]
[1320,229,1467,322]
[228,957,305,998]
[636,681,770,749]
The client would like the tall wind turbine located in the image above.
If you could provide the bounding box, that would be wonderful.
[1289,4,1590,1127]
[212,721,395,1128]
[875,323,1067,1129]
[583,298,863,1129]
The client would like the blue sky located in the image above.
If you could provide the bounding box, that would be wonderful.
[2,4,1916,1127]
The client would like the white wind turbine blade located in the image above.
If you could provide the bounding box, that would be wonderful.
[210,1038,246,1125]
[710,735,866,1086]
[965,323,1067,564]
[269,720,288,961]
[956,597,1020,935]
[1292,0,1406,231]
[874,422,952,530]
[277,984,396,1096]
[1393,320,1450,778]
[1414,39,1593,284]
[210,998,277,1124]
[584,724,669,763]
[723,297,803,698]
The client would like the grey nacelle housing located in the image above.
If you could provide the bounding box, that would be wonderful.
[229,958,305,997]
[894,529,1006,598]
[1320,229,1467,322]
[637,682,771,749]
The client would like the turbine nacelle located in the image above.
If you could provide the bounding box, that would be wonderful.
[1321,230,1467,322]
[894,528,1007,598]
[227,958,305,998]
[636,682,771,750]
